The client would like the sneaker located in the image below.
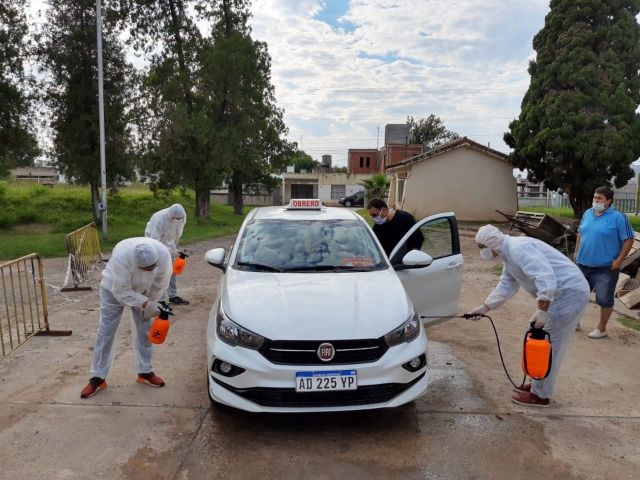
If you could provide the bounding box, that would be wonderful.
[588,329,608,339]
[511,391,550,408]
[137,372,165,388]
[169,296,189,305]
[513,382,532,394]
[80,377,107,398]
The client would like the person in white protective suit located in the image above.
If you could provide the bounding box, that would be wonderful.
[80,238,172,399]
[466,225,590,408]
[144,203,189,305]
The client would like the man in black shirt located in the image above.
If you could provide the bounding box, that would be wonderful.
[366,198,424,258]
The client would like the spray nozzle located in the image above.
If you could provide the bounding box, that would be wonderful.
[177,251,189,259]
[158,301,174,316]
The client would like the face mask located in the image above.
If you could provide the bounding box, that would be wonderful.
[479,247,494,261]
[592,202,606,213]
[373,216,386,225]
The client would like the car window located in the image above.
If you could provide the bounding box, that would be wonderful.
[418,218,454,259]
[235,219,387,272]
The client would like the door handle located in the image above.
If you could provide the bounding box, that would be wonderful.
[445,263,462,270]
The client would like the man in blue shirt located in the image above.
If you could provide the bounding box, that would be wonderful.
[575,187,634,339]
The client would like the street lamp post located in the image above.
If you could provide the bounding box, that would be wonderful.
[96,0,108,239]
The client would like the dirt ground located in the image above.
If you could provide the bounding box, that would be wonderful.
[0,228,639,480]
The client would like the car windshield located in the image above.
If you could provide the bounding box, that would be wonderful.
[235,219,387,272]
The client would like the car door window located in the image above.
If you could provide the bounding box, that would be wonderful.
[390,217,459,265]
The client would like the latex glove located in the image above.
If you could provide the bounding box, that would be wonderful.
[142,301,162,320]
[530,309,548,329]
[465,304,490,319]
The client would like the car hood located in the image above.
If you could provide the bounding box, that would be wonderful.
[221,268,413,340]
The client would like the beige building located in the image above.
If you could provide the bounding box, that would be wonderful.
[385,137,517,221]
[11,166,59,185]
[283,172,372,205]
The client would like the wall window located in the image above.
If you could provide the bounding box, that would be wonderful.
[359,157,364,168]
[366,157,370,167]
[331,184,346,200]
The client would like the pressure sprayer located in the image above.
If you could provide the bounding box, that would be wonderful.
[173,251,189,275]
[148,302,174,345]
[420,314,552,389]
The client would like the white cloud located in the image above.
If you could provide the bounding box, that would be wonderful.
[26,0,551,166]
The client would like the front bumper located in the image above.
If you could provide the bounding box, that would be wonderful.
[206,332,428,413]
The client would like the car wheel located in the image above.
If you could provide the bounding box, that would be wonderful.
[345,200,352,207]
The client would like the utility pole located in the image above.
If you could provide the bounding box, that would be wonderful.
[96,0,108,239]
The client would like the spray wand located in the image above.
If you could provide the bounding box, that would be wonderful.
[420,314,527,390]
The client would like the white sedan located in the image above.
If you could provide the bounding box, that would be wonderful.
[204,200,463,413]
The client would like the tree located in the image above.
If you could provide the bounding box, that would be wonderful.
[289,150,320,173]
[360,173,390,201]
[407,114,458,150]
[504,0,640,218]
[39,0,135,223]
[201,0,291,215]
[121,0,220,219]
[0,0,38,176]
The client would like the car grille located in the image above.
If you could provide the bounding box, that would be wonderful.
[258,338,388,365]
[213,373,424,408]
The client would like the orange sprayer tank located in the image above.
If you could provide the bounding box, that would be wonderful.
[173,251,188,275]
[148,304,173,345]
[521,326,552,380]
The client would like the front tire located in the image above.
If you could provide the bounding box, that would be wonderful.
[345,200,352,207]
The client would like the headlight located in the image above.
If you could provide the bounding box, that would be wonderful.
[216,305,264,349]
[384,311,420,347]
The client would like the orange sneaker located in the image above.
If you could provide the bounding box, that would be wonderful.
[136,372,165,388]
[80,377,107,398]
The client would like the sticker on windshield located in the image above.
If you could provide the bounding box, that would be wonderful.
[340,257,374,267]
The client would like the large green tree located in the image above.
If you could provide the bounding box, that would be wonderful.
[201,0,291,215]
[0,0,38,176]
[505,0,640,218]
[407,114,458,150]
[39,0,135,223]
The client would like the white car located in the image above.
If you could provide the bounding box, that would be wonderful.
[204,200,463,413]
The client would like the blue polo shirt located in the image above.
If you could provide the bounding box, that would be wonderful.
[577,206,634,267]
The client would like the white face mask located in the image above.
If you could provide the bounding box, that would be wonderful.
[479,247,494,261]
[373,216,386,225]
[592,202,606,213]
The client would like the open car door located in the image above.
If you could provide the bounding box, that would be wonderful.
[389,212,463,327]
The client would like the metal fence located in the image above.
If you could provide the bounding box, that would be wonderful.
[518,192,638,213]
[0,253,71,358]
[62,222,104,291]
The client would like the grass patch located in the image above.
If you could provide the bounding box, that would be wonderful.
[0,183,249,259]
[617,315,640,332]
[491,264,503,276]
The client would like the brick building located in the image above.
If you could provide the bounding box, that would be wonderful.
[347,148,379,174]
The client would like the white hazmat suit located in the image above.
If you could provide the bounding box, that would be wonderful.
[476,225,589,400]
[145,204,186,300]
[89,237,172,379]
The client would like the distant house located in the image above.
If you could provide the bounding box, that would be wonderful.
[282,172,369,205]
[385,137,517,221]
[10,167,59,185]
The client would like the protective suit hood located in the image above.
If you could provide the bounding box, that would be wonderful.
[475,224,507,254]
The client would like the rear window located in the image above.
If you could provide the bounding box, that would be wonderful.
[235,219,387,272]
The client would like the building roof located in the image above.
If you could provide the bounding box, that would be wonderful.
[385,137,509,172]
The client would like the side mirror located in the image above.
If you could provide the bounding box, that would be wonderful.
[205,248,226,271]
[400,250,433,268]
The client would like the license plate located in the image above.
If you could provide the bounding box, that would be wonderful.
[295,370,357,392]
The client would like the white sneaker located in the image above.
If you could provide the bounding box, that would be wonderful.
[588,329,608,339]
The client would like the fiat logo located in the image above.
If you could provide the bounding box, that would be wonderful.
[317,342,335,362]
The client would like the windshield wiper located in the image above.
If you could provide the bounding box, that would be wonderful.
[284,265,371,272]
[236,261,282,272]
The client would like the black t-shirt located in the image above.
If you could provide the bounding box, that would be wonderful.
[372,210,424,258]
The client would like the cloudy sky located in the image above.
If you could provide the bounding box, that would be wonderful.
[27,0,552,167]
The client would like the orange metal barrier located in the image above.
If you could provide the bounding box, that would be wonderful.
[0,253,71,358]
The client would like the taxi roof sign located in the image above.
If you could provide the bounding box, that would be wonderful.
[287,199,323,210]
